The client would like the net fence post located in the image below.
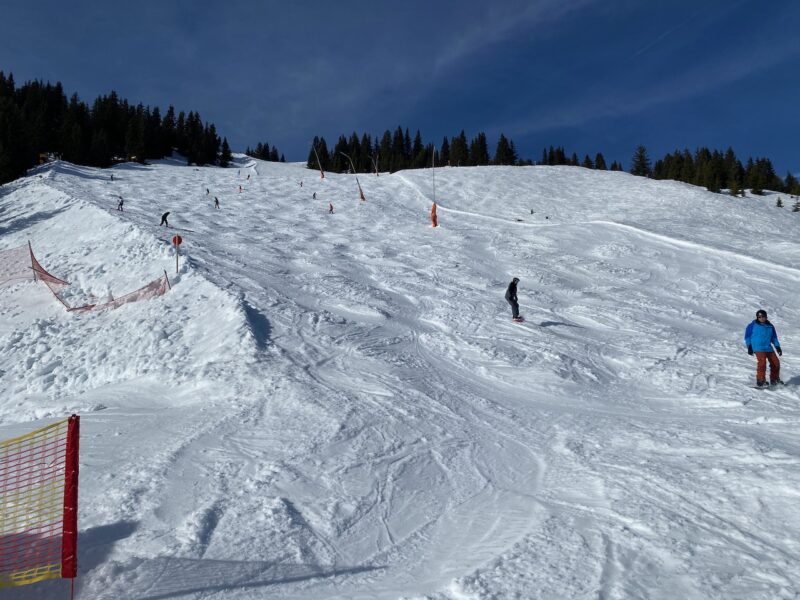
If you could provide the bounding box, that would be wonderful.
[27,241,37,282]
[61,415,80,581]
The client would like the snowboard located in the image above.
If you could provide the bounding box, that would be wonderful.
[747,381,785,392]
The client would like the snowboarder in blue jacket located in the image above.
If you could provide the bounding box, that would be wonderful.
[744,309,783,387]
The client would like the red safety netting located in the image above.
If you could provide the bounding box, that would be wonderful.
[67,273,169,313]
[0,244,34,286]
[28,243,71,310]
[0,241,170,312]
[0,415,80,588]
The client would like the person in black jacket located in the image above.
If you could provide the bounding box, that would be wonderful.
[505,277,522,321]
[160,211,170,227]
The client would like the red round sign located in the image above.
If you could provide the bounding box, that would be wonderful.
[172,235,183,246]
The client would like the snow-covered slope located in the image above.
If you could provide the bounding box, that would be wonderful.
[1,157,799,599]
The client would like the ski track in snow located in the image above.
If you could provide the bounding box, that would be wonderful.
[1,160,800,599]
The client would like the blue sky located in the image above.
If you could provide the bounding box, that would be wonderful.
[1,0,798,173]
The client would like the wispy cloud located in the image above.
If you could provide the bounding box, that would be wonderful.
[630,15,694,59]
[240,0,605,140]
[501,34,800,137]
[432,0,601,75]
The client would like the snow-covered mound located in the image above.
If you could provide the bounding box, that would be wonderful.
[1,156,799,599]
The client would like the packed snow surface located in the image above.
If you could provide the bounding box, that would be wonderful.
[1,156,800,599]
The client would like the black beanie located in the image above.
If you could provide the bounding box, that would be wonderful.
[756,309,767,318]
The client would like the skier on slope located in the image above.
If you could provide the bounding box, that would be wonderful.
[160,211,170,227]
[505,277,523,322]
[744,309,783,387]
[214,196,220,209]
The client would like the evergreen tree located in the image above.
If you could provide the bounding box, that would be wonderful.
[494,134,516,165]
[469,132,490,166]
[378,131,392,172]
[630,145,651,177]
[594,153,607,170]
[219,137,232,167]
[89,129,111,167]
[728,176,740,197]
[161,105,176,155]
[776,196,783,208]
[59,93,90,164]
[0,97,30,182]
[124,110,145,162]
[581,154,594,169]
[347,132,361,171]
[332,135,349,172]
[785,172,800,195]
[439,137,450,166]
[175,111,187,155]
[411,130,426,168]
[360,133,373,171]
[450,130,468,167]
[389,127,406,172]
[679,149,695,183]
[316,137,330,169]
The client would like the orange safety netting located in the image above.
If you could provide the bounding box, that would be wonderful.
[0,415,79,588]
[0,242,169,312]
[67,273,169,313]
[0,244,33,286]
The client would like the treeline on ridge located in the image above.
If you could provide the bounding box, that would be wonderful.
[307,128,799,196]
[245,142,285,163]
[0,71,252,184]
[307,128,525,174]
[643,146,799,196]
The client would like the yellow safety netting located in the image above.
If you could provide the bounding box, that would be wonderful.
[0,419,69,587]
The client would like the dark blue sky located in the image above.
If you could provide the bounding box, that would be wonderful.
[2,0,798,173]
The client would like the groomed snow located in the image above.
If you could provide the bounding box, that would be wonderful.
[1,156,799,599]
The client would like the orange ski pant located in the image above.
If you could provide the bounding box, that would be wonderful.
[755,351,780,382]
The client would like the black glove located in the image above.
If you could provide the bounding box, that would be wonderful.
[747,345,753,355]
[776,347,782,356]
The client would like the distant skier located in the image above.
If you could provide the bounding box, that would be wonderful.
[110,173,114,181]
[329,202,334,214]
[206,188,209,195]
[214,196,220,209]
[744,309,783,387]
[160,211,170,227]
[238,185,243,193]
[313,192,316,200]
[247,174,251,181]
[117,197,124,211]
[505,277,522,322]
[300,181,303,188]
